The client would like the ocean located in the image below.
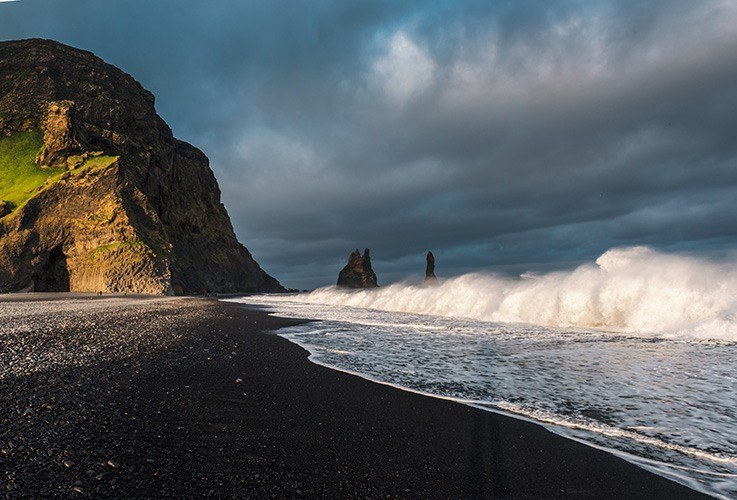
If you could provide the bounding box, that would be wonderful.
[226,246,737,498]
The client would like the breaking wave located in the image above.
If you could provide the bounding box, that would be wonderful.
[303,246,737,340]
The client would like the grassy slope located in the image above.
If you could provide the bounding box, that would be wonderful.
[0,130,117,219]
[0,130,62,209]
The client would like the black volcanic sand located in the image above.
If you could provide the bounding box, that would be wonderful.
[0,295,707,499]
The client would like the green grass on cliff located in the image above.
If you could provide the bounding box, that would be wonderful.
[0,130,62,211]
[90,240,149,257]
[0,130,118,219]
[89,240,153,266]
[80,155,117,171]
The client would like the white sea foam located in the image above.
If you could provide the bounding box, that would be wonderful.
[301,246,737,340]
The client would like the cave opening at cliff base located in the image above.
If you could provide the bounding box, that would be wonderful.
[33,246,70,292]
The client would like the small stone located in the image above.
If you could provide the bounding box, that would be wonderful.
[106,460,119,469]
[235,378,242,383]
[72,486,84,494]
[63,460,74,468]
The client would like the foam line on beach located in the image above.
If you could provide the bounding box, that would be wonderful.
[280,332,727,499]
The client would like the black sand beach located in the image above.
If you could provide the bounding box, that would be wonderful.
[0,295,707,499]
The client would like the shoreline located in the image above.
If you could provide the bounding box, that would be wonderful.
[275,330,710,488]
[1,295,709,498]
[279,332,711,497]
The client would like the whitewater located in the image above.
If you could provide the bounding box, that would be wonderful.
[227,246,737,498]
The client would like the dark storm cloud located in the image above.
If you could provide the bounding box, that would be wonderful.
[2,0,737,288]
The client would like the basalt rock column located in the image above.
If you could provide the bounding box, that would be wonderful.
[425,251,437,283]
[337,248,378,288]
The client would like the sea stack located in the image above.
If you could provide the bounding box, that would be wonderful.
[337,248,378,288]
[425,251,437,283]
[0,39,284,294]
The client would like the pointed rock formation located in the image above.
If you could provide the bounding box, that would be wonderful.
[36,100,81,167]
[337,248,378,288]
[425,251,437,283]
[0,39,284,294]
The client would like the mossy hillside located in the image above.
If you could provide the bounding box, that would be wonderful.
[67,153,118,173]
[0,130,118,218]
[0,130,62,210]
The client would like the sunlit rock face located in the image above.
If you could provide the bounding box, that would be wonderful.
[0,39,284,294]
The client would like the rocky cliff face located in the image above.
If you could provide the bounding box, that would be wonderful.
[0,39,284,294]
[337,249,378,288]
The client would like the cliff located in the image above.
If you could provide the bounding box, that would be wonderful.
[0,39,284,294]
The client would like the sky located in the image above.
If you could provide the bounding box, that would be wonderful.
[1,0,737,289]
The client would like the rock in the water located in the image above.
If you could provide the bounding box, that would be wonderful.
[337,248,378,288]
[0,39,284,294]
[425,251,437,283]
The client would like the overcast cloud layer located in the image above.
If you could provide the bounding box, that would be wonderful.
[2,0,737,288]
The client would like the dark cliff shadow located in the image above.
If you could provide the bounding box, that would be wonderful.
[33,246,70,292]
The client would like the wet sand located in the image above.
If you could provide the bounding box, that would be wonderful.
[0,295,707,498]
